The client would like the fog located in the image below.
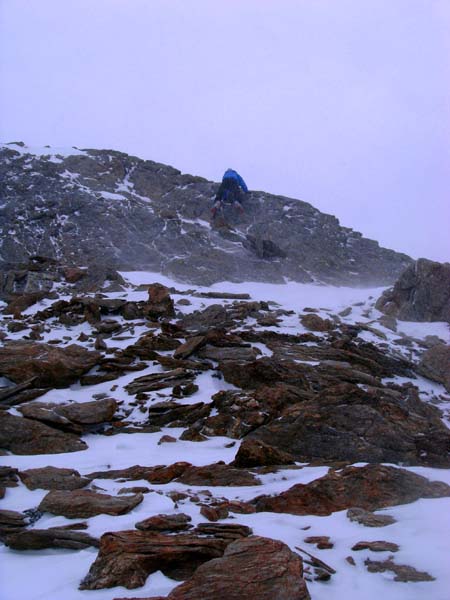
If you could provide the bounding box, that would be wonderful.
[1,0,449,261]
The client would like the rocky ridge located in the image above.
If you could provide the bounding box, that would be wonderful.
[0,142,412,286]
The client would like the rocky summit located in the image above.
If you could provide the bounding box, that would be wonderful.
[0,143,411,286]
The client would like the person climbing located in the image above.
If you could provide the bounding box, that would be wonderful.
[211,168,249,220]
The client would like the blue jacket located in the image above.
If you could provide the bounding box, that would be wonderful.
[222,169,248,193]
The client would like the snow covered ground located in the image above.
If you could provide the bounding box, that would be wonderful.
[1,273,449,600]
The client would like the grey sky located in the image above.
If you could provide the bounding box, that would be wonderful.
[1,0,449,262]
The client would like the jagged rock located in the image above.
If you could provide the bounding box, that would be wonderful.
[218,357,310,390]
[352,540,399,552]
[178,305,231,332]
[199,505,229,522]
[346,507,396,527]
[199,384,309,439]
[0,341,102,387]
[232,439,295,468]
[417,344,450,392]
[145,284,175,320]
[247,382,450,466]
[300,313,335,331]
[148,401,209,427]
[176,463,260,487]
[375,258,450,322]
[0,413,87,455]
[173,335,206,359]
[0,145,411,286]
[166,536,310,600]
[5,528,99,550]
[79,531,230,590]
[135,514,192,532]
[364,557,435,582]
[19,466,90,490]
[39,489,143,518]
[252,464,450,515]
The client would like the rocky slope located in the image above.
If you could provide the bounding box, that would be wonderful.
[0,142,412,286]
[0,263,450,599]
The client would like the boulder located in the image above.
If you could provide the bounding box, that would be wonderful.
[417,344,450,392]
[166,536,310,600]
[375,258,450,322]
[300,313,335,331]
[19,466,90,490]
[0,413,87,455]
[39,489,143,518]
[0,509,29,541]
[232,439,295,468]
[252,464,450,515]
[145,283,175,319]
[0,341,102,387]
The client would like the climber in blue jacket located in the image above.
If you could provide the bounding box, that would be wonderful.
[211,169,249,219]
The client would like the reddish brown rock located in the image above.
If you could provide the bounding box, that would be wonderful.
[167,536,310,600]
[145,283,175,320]
[304,536,334,549]
[199,505,229,522]
[0,341,102,387]
[0,413,87,455]
[39,489,143,518]
[135,514,192,532]
[232,438,295,468]
[352,540,399,552]
[252,464,450,515]
[19,466,90,490]
[300,313,335,331]
[79,531,230,590]
[176,463,260,487]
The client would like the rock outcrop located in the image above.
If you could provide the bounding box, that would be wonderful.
[376,258,450,322]
[0,143,411,286]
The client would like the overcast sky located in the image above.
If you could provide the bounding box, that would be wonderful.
[1,0,449,262]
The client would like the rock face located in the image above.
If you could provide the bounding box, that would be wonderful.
[252,464,450,515]
[0,413,87,455]
[376,258,450,322]
[0,143,411,286]
[247,383,450,467]
[0,341,101,387]
[166,536,310,600]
